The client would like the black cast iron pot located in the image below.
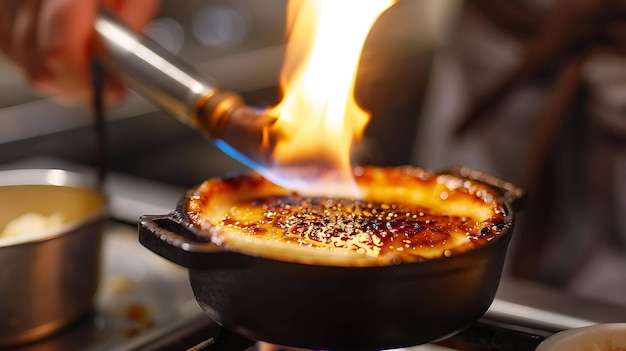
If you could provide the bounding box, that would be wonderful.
[138,167,525,351]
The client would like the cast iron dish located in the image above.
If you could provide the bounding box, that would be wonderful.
[139,166,525,351]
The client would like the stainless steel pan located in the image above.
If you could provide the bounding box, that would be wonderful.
[0,169,106,346]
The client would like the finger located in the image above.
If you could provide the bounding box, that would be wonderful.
[40,0,160,106]
[103,0,161,32]
[37,0,99,105]
[12,0,54,88]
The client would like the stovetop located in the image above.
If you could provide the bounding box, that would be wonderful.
[3,158,626,351]
[6,221,620,351]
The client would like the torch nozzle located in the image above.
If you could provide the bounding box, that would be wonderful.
[198,93,278,169]
[200,96,360,197]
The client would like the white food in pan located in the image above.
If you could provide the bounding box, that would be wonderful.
[0,212,65,239]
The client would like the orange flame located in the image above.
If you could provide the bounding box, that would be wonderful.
[263,0,394,197]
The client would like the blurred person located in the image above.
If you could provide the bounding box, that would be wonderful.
[412,0,626,305]
[0,0,160,107]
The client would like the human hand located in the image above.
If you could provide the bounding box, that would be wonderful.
[0,0,160,107]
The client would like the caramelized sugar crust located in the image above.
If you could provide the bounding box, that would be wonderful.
[185,166,509,266]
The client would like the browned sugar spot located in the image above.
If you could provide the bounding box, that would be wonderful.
[222,195,490,257]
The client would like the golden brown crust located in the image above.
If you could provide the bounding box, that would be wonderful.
[185,166,508,266]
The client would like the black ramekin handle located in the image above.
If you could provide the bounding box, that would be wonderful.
[449,166,527,211]
[138,214,244,269]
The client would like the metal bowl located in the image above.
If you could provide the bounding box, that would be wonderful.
[0,169,107,346]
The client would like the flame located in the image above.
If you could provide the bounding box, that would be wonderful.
[262,0,394,197]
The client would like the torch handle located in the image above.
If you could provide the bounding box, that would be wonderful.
[94,9,239,133]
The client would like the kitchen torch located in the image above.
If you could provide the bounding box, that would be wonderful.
[94,10,277,172]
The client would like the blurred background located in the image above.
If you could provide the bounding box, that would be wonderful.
[1,0,625,311]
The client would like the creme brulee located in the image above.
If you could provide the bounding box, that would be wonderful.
[185,166,509,266]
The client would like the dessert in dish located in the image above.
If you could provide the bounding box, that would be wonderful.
[185,166,509,266]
